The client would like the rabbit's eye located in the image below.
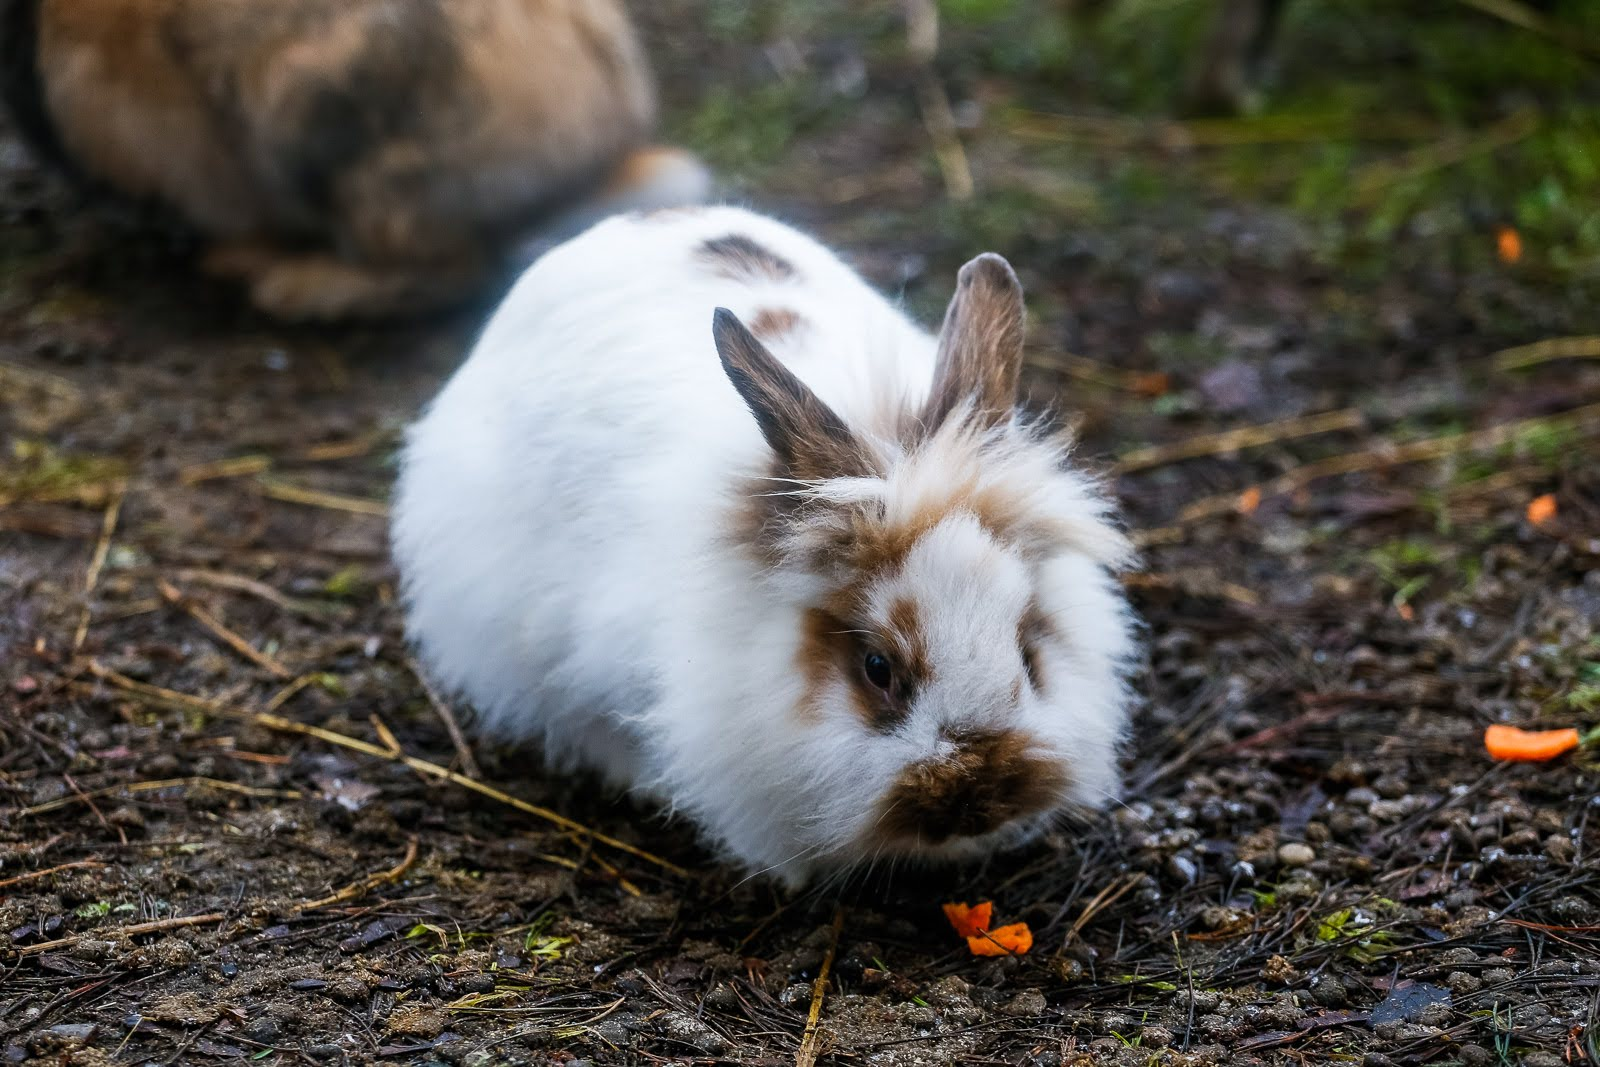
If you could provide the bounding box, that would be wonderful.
[863,653,894,689]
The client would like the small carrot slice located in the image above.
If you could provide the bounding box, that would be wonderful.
[968,922,1033,957]
[1526,493,1557,526]
[942,901,993,939]
[1484,724,1581,762]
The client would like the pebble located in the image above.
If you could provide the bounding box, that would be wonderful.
[1003,990,1047,1017]
[1277,843,1316,867]
[659,1011,729,1054]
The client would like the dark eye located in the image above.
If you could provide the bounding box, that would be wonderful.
[863,653,893,690]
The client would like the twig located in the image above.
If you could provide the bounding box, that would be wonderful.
[299,836,420,910]
[17,774,303,817]
[178,455,272,485]
[83,663,689,878]
[62,772,123,844]
[1113,408,1364,475]
[11,912,226,957]
[0,860,106,890]
[175,568,335,619]
[257,479,389,517]
[72,482,126,651]
[904,0,973,200]
[1122,570,1259,607]
[1493,335,1600,372]
[158,579,291,678]
[1175,400,1600,524]
[796,905,845,1067]
[407,657,480,778]
[1351,109,1539,207]
[1455,0,1600,59]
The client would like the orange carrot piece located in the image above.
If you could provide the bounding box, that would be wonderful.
[1526,493,1557,526]
[943,901,993,939]
[968,922,1032,957]
[1484,724,1581,762]
[1496,226,1523,264]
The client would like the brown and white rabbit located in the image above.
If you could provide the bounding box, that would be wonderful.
[0,0,709,319]
[392,206,1138,885]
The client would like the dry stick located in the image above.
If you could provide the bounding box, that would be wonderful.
[1175,400,1600,525]
[1112,408,1364,476]
[83,663,689,878]
[0,860,106,891]
[178,455,272,486]
[13,912,226,957]
[407,657,481,779]
[71,483,126,652]
[158,579,291,678]
[1494,335,1600,372]
[1351,109,1539,207]
[175,568,328,618]
[904,0,973,201]
[257,479,389,518]
[299,836,420,911]
[795,905,846,1067]
[1122,571,1259,607]
[1455,0,1600,58]
[17,775,304,818]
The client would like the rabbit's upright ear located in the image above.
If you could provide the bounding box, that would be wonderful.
[713,308,866,479]
[924,253,1026,430]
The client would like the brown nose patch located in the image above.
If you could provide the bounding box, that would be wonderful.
[873,728,1067,845]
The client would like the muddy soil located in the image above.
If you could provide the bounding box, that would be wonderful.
[3,3,1599,1065]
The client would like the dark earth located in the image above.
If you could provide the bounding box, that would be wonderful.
[3,1,1599,1064]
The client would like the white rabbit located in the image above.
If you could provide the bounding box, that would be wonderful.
[392,206,1137,885]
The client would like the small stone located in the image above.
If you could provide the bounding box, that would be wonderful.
[1140,1026,1173,1049]
[1457,1045,1492,1066]
[1446,971,1481,996]
[1309,974,1348,1007]
[1003,990,1047,1017]
[1277,843,1315,868]
[1520,1054,1563,1067]
[703,985,738,1012]
[46,1024,95,1043]
[659,1011,729,1054]
[1363,1055,1394,1067]
[303,1043,342,1060]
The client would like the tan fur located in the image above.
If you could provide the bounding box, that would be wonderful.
[871,727,1068,845]
[29,0,669,319]
[748,306,803,341]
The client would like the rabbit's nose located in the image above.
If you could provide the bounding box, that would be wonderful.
[873,728,1068,844]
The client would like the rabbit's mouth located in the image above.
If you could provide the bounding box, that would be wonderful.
[867,728,1070,848]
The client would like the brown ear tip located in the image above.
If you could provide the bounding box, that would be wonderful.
[958,252,1021,291]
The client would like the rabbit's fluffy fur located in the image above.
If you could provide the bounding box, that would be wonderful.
[0,0,708,319]
[393,207,1136,885]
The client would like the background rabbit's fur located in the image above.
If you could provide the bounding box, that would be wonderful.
[0,0,707,319]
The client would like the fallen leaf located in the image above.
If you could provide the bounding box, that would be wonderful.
[968,922,1032,957]
[1526,493,1557,526]
[1496,226,1523,265]
[942,901,992,939]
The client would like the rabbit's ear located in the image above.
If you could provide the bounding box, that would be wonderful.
[714,308,865,478]
[924,253,1025,430]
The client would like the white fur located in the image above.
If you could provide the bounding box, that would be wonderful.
[391,206,1136,885]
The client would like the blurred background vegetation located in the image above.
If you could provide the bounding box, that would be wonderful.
[648,0,1598,308]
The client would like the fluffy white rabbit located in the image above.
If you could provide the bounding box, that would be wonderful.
[392,206,1137,885]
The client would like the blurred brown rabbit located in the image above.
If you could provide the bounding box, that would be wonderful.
[0,0,710,320]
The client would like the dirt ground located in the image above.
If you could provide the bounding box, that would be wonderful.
[3,2,1600,1065]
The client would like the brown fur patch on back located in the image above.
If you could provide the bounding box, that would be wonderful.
[873,728,1067,845]
[698,234,797,283]
[749,306,803,341]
